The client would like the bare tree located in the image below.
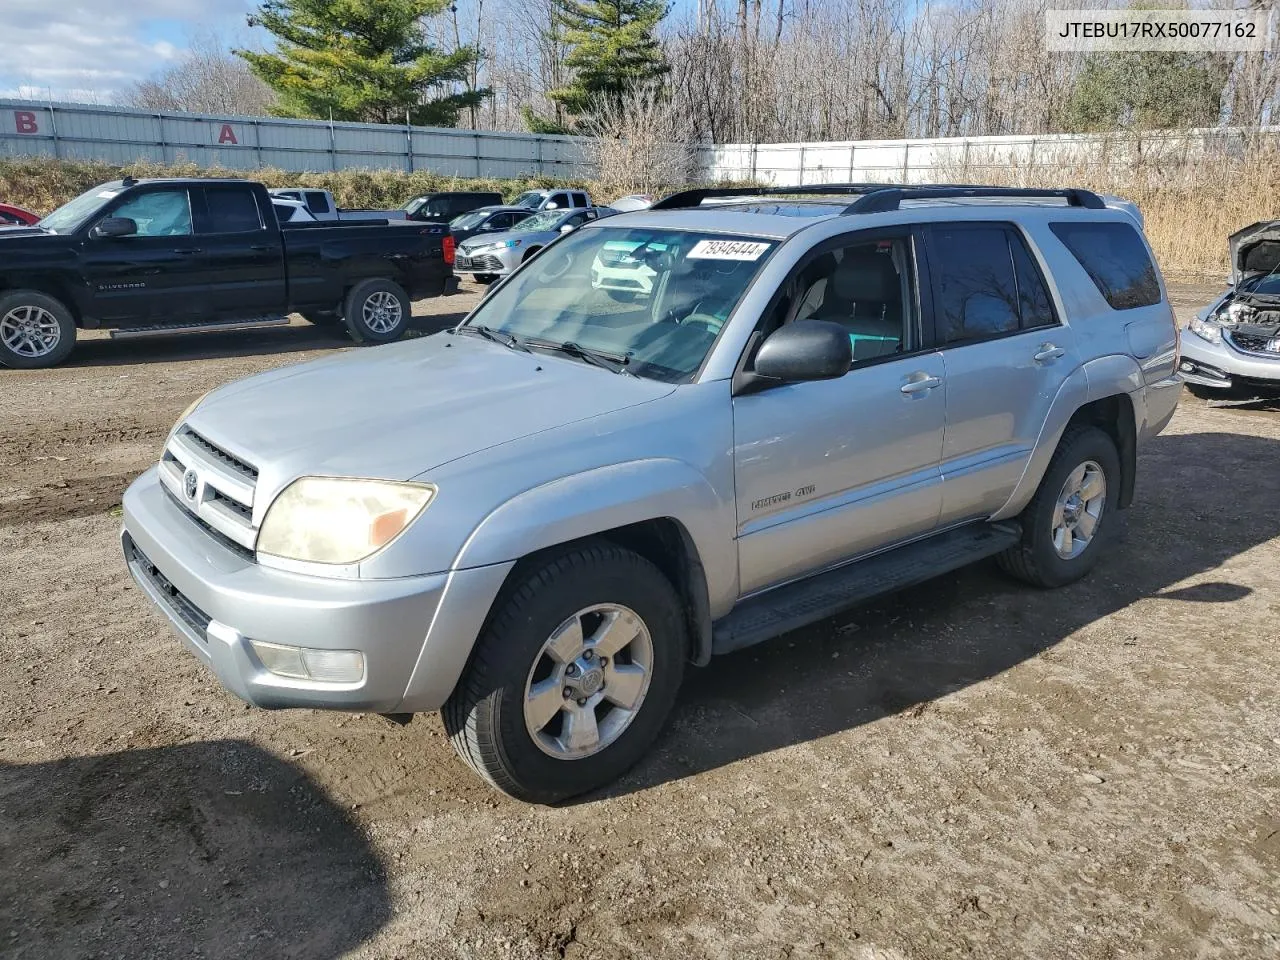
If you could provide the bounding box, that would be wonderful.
[580,83,698,194]
[118,30,275,116]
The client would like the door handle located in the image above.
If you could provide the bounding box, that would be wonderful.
[1034,343,1066,363]
[900,374,943,395]
[247,244,271,252]
[172,247,203,256]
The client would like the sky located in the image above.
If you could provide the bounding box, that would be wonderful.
[0,0,260,103]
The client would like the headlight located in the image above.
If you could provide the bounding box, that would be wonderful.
[501,239,523,249]
[1188,315,1223,344]
[256,477,435,565]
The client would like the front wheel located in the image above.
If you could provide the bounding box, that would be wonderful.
[474,274,498,285]
[343,278,410,345]
[443,541,686,803]
[0,289,76,369]
[998,425,1121,588]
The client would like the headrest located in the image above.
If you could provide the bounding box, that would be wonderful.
[830,251,896,302]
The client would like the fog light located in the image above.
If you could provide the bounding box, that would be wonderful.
[249,640,365,683]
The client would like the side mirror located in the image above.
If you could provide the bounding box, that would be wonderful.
[92,217,137,239]
[753,320,852,382]
[559,224,575,234]
[545,202,559,210]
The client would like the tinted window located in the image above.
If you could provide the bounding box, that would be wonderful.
[489,212,514,229]
[202,186,263,233]
[791,238,910,363]
[1050,221,1160,310]
[571,193,587,208]
[549,193,569,209]
[1010,234,1057,328]
[111,189,193,237]
[0,210,24,225]
[930,226,1019,342]
[305,191,331,214]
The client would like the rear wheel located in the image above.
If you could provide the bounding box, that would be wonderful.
[443,540,686,803]
[0,290,76,369]
[342,278,410,345]
[998,425,1120,588]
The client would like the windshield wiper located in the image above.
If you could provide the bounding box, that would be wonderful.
[455,324,529,352]
[525,338,635,376]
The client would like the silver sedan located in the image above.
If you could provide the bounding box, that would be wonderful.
[453,207,614,283]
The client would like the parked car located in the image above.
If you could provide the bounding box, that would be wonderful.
[120,183,1180,803]
[453,207,614,283]
[608,194,654,212]
[0,202,40,226]
[447,205,536,246]
[1181,219,1280,397]
[268,188,407,222]
[399,191,504,224]
[510,188,593,211]
[0,177,456,368]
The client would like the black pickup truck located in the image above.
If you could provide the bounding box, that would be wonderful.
[0,177,457,369]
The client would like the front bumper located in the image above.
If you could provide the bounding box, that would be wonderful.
[453,248,518,276]
[121,467,509,713]
[1180,324,1280,390]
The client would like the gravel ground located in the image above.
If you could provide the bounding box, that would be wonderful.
[1,281,1277,960]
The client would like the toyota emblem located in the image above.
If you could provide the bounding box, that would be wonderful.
[183,468,199,501]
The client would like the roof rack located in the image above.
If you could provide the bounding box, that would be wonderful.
[841,186,1106,214]
[649,183,1106,214]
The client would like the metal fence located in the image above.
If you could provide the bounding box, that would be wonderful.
[3,99,1277,187]
[0,100,594,179]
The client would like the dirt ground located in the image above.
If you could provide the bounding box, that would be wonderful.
[1,280,1277,960]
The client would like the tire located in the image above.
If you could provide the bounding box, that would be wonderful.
[997,425,1121,588]
[605,289,638,303]
[443,540,687,803]
[0,289,76,369]
[342,278,410,345]
[302,310,342,326]
[474,274,498,285]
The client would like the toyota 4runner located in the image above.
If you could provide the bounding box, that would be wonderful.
[121,185,1182,803]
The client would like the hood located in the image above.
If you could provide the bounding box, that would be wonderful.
[0,225,54,239]
[186,333,675,497]
[1229,220,1280,282]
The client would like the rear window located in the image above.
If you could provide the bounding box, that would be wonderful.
[305,191,331,214]
[1050,221,1160,310]
[203,186,263,233]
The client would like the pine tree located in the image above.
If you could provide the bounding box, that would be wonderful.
[239,0,490,127]
[548,0,671,120]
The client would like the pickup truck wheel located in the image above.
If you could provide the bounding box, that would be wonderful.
[343,278,410,345]
[0,290,76,369]
[443,541,686,803]
[998,425,1120,588]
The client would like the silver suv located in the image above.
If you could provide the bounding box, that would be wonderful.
[121,185,1182,803]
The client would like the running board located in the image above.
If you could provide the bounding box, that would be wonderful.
[109,317,291,339]
[711,521,1022,655]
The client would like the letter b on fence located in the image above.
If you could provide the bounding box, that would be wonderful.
[14,111,38,134]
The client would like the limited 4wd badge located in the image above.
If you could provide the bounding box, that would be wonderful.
[688,239,772,261]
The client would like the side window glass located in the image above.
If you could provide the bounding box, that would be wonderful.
[110,190,192,237]
[790,238,910,364]
[1010,233,1057,328]
[423,198,449,217]
[305,191,331,214]
[930,226,1019,343]
[201,186,263,234]
[491,213,513,229]
[1049,221,1160,310]
[565,213,586,228]
[572,193,587,208]
[550,193,568,209]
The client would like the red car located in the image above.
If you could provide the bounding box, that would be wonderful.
[0,202,40,226]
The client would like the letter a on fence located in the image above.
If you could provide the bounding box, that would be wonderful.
[218,123,238,145]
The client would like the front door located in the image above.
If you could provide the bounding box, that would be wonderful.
[79,184,208,325]
[922,222,1080,524]
[733,230,947,596]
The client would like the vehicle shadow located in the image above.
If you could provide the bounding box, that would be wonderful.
[593,430,1280,800]
[53,308,470,370]
[0,740,390,959]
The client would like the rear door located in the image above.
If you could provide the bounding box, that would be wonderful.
[194,184,287,320]
[78,184,207,325]
[923,222,1079,524]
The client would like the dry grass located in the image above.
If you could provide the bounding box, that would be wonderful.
[936,136,1280,278]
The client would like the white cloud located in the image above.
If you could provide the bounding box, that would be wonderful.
[0,0,257,102]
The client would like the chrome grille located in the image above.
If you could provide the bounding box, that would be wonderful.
[158,425,259,553]
[456,254,503,272]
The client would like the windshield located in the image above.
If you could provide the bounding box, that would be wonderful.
[450,211,487,230]
[515,211,563,232]
[38,184,121,234]
[461,228,777,382]
[512,191,545,209]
